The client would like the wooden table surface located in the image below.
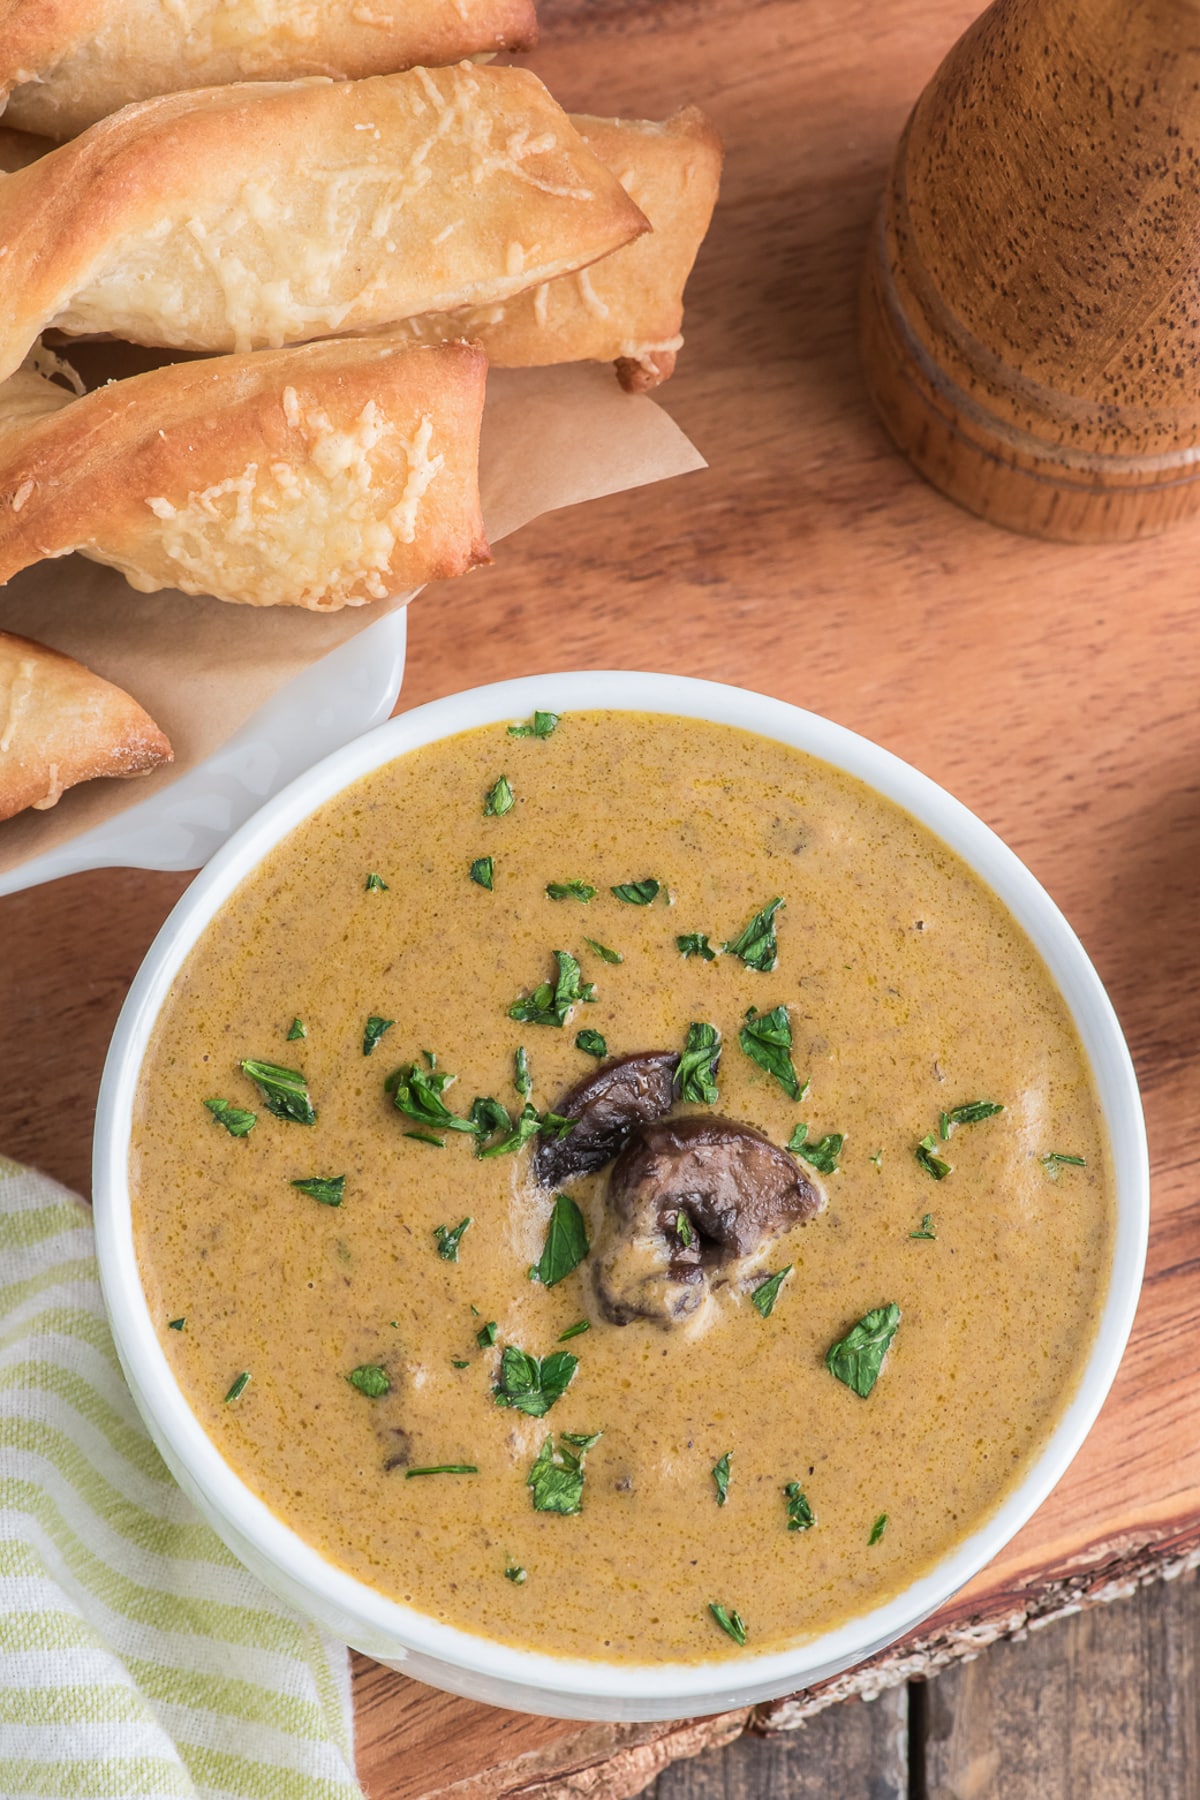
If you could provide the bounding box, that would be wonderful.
[648,1560,1200,1799]
[3,0,1200,1795]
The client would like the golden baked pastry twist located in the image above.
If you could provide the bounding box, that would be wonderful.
[0,0,539,139]
[399,107,723,390]
[0,628,172,820]
[0,64,649,385]
[0,335,490,610]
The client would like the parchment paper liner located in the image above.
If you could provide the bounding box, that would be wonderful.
[0,361,705,878]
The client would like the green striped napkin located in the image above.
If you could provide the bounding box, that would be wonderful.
[0,1157,364,1800]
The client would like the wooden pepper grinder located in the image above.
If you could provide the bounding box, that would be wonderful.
[860,0,1200,541]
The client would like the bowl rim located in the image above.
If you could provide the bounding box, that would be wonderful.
[93,669,1149,1708]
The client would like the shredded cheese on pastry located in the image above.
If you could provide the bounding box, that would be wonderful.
[134,399,443,608]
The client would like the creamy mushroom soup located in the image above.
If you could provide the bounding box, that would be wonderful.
[131,711,1114,1663]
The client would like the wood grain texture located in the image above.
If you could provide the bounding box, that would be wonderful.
[922,1566,1200,1799]
[646,1569,1200,1798]
[650,1690,907,1800]
[861,0,1200,541]
[345,1667,746,1800]
[757,1522,1200,1730]
[1,0,1198,1795]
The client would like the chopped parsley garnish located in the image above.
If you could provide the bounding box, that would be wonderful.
[290,1175,346,1206]
[452,1359,470,1369]
[526,1431,601,1515]
[223,1371,250,1403]
[558,1320,590,1342]
[826,1303,901,1398]
[484,774,515,816]
[575,1029,607,1059]
[362,1015,394,1057]
[476,1102,541,1159]
[405,1131,444,1147]
[469,1095,512,1137]
[507,711,559,739]
[167,1318,185,1331]
[347,1364,390,1398]
[389,1062,477,1136]
[712,1451,732,1507]
[493,1346,579,1418]
[508,950,595,1027]
[739,1005,804,1101]
[1042,1151,1087,1177]
[785,1483,815,1532]
[916,1100,1004,1170]
[869,1513,889,1545]
[532,1194,589,1287]
[708,1603,747,1647]
[611,879,660,905]
[945,1099,1005,1130]
[547,880,596,902]
[910,1214,937,1240]
[476,1320,498,1348]
[405,1465,478,1478]
[676,1212,694,1247]
[286,1017,306,1041]
[239,1060,315,1125]
[676,932,716,961]
[870,1149,884,1169]
[469,856,494,890]
[539,1110,575,1140]
[915,1135,952,1180]
[204,1097,257,1137]
[724,896,784,972]
[514,1045,531,1097]
[583,937,623,964]
[675,1021,721,1105]
[365,872,389,891]
[787,1122,844,1174]
[751,1265,792,1318]
[433,1217,472,1261]
[505,1565,527,1584]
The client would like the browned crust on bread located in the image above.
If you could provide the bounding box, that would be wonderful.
[0,65,647,383]
[0,1,539,139]
[0,334,491,609]
[0,627,171,821]
[396,105,723,388]
[615,348,679,393]
[577,106,722,391]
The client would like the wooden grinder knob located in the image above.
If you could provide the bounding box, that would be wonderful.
[861,0,1200,541]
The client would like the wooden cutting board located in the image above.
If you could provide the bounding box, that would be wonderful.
[3,0,1199,1793]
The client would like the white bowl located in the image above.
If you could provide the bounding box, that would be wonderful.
[93,672,1149,1723]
